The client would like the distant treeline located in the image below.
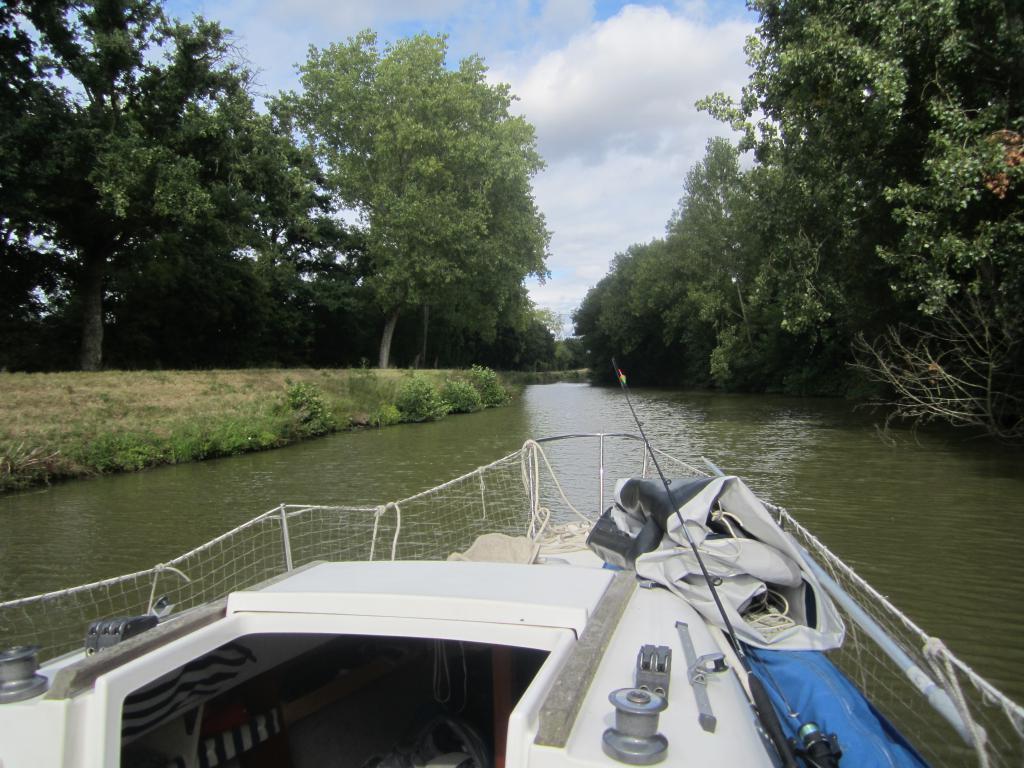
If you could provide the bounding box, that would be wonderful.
[1,3,566,373]
[575,0,1022,440]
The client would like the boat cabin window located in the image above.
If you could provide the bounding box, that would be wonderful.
[120,634,548,768]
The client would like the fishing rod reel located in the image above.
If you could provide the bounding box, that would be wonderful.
[791,721,841,768]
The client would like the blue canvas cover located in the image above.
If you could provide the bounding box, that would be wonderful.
[745,647,929,767]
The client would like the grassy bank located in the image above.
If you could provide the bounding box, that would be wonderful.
[0,368,514,492]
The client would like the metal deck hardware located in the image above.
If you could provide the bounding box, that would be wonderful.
[635,644,671,698]
[675,621,727,733]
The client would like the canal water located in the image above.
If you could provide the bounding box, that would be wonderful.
[1,384,1021,702]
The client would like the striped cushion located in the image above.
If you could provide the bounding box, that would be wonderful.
[122,643,257,741]
[195,709,282,768]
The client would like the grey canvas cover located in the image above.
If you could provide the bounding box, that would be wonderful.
[615,475,845,650]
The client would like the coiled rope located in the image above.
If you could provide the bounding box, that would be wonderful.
[519,439,594,554]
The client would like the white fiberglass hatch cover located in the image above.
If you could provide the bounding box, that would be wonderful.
[226,561,614,635]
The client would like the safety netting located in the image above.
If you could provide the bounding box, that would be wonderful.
[0,435,1020,767]
[768,501,1024,768]
[0,449,533,662]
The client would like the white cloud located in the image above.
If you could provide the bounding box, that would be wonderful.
[499,6,749,164]
[492,5,752,329]
[537,0,595,39]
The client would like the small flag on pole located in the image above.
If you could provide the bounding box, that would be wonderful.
[616,368,627,386]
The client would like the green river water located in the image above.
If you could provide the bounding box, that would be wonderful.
[1,384,1021,703]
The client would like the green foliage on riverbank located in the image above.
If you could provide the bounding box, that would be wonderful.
[576,0,1022,438]
[500,369,589,385]
[0,367,512,491]
[441,380,484,414]
[465,365,512,407]
[1,4,554,375]
[395,374,451,422]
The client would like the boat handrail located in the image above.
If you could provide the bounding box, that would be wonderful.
[532,432,645,442]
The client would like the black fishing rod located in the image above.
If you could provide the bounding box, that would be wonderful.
[611,359,801,768]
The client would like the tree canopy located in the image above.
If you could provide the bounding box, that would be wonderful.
[285,31,550,368]
[576,0,1022,437]
[1,3,558,373]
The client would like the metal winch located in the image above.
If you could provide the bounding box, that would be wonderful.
[602,687,668,765]
[0,645,48,703]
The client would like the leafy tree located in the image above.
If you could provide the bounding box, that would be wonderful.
[852,3,1024,435]
[733,0,1022,424]
[6,0,294,370]
[661,139,756,388]
[0,1,70,370]
[554,337,587,370]
[417,293,556,371]
[574,240,693,385]
[699,1,919,390]
[575,142,754,388]
[574,133,891,393]
[570,0,1021,419]
[287,31,549,368]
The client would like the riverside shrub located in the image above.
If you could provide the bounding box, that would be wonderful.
[372,403,401,427]
[285,381,335,436]
[395,374,450,422]
[0,443,62,490]
[441,379,483,413]
[466,365,509,407]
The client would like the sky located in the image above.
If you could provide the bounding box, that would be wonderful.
[164,0,757,333]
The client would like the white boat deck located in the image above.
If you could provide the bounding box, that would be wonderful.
[550,583,771,767]
[0,555,773,767]
[228,558,773,767]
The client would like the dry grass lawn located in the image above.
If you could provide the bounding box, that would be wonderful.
[0,368,456,490]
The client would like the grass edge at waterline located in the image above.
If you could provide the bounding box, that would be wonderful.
[0,367,528,492]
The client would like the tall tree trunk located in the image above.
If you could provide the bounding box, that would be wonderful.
[78,250,106,371]
[378,309,400,368]
[420,304,430,369]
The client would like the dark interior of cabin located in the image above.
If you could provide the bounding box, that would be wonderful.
[121,634,549,768]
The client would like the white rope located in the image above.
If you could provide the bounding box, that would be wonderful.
[478,473,487,520]
[389,502,401,561]
[145,563,191,615]
[368,503,401,562]
[369,505,385,562]
[744,589,796,640]
[520,439,594,539]
[923,637,991,767]
[648,446,707,478]
[521,439,541,539]
[537,522,593,555]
